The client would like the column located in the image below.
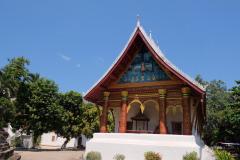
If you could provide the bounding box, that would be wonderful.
[119,91,128,133]
[182,87,192,135]
[100,91,110,133]
[158,89,167,134]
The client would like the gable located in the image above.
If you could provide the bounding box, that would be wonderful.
[84,24,205,103]
[118,47,170,84]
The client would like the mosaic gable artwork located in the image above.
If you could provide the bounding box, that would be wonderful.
[119,48,170,84]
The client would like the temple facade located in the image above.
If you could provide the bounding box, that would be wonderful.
[83,22,213,160]
[84,21,206,136]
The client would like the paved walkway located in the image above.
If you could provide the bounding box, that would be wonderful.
[16,150,84,160]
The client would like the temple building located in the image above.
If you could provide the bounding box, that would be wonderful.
[84,21,206,136]
[84,21,211,160]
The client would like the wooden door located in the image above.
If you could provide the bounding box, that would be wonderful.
[171,122,182,135]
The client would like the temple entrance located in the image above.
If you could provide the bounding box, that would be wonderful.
[126,100,159,133]
[166,105,183,134]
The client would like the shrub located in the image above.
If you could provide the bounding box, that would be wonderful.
[183,151,199,160]
[10,137,22,147]
[214,149,235,160]
[144,151,161,160]
[86,151,102,160]
[113,154,125,160]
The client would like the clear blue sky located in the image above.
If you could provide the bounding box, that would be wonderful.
[1,0,240,93]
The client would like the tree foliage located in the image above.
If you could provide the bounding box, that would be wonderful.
[0,57,29,128]
[14,76,60,145]
[56,91,83,148]
[0,57,29,98]
[1,57,103,148]
[221,81,240,142]
[0,97,15,128]
[81,103,100,138]
[196,75,240,145]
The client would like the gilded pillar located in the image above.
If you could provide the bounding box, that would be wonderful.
[158,89,168,134]
[182,87,192,135]
[119,91,128,133]
[100,91,110,133]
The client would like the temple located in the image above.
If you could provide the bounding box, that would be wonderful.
[84,21,206,136]
[84,21,210,160]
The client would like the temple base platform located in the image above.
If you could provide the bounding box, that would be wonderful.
[85,133,215,160]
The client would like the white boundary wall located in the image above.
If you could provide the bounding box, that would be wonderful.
[85,133,215,160]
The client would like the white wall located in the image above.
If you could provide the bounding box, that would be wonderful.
[85,133,215,160]
[40,132,77,148]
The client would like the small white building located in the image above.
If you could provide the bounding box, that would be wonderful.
[40,132,88,149]
[5,125,88,149]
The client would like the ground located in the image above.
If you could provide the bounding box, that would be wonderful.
[15,150,84,160]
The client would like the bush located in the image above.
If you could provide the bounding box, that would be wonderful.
[214,150,235,160]
[144,151,161,160]
[86,151,102,160]
[113,154,125,160]
[11,137,22,147]
[183,151,199,160]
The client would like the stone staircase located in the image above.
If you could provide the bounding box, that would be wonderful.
[0,129,15,160]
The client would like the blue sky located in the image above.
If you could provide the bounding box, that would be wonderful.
[0,0,240,93]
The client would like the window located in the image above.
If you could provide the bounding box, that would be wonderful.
[52,136,55,142]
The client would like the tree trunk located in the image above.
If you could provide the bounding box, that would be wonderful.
[32,134,41,149]
[61,137,70,149]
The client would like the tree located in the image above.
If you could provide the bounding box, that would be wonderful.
[196,75,240,145]
[56,91,83,149]
[14,76,60,146]
[0,57,29,98]
[195,75,231,145]
[0,57,29,129]
[0,97,15,128]
[81,103,100,138]
[221,81,240,142]
[205,80,231,145]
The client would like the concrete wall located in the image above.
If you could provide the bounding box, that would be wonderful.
[85,133,215,160]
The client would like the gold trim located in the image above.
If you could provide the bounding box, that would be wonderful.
[127,99,144,113]
[110,80,183,89]
[103,91,110,97]
[181,87,191,96]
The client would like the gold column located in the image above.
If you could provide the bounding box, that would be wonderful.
[119,91,128,133]
[158,89,168,134]
[182,87,192,135]
[100,91,110,133]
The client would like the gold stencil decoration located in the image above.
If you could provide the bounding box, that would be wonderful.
[127,99,144,113]
[167,105,182,116]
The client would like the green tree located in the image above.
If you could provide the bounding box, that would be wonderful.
[0,57,29,98]
[195,75,231,145]
[0,97,15,128]
[0,57,29,128]
[56,91,83,149]
[205,80,231,145]
[221,81,240,142]
[14,76,60,146]
[81,103,100,138]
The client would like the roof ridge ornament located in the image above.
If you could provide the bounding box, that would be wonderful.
[149,30,152,39]
[136,14,141,27]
